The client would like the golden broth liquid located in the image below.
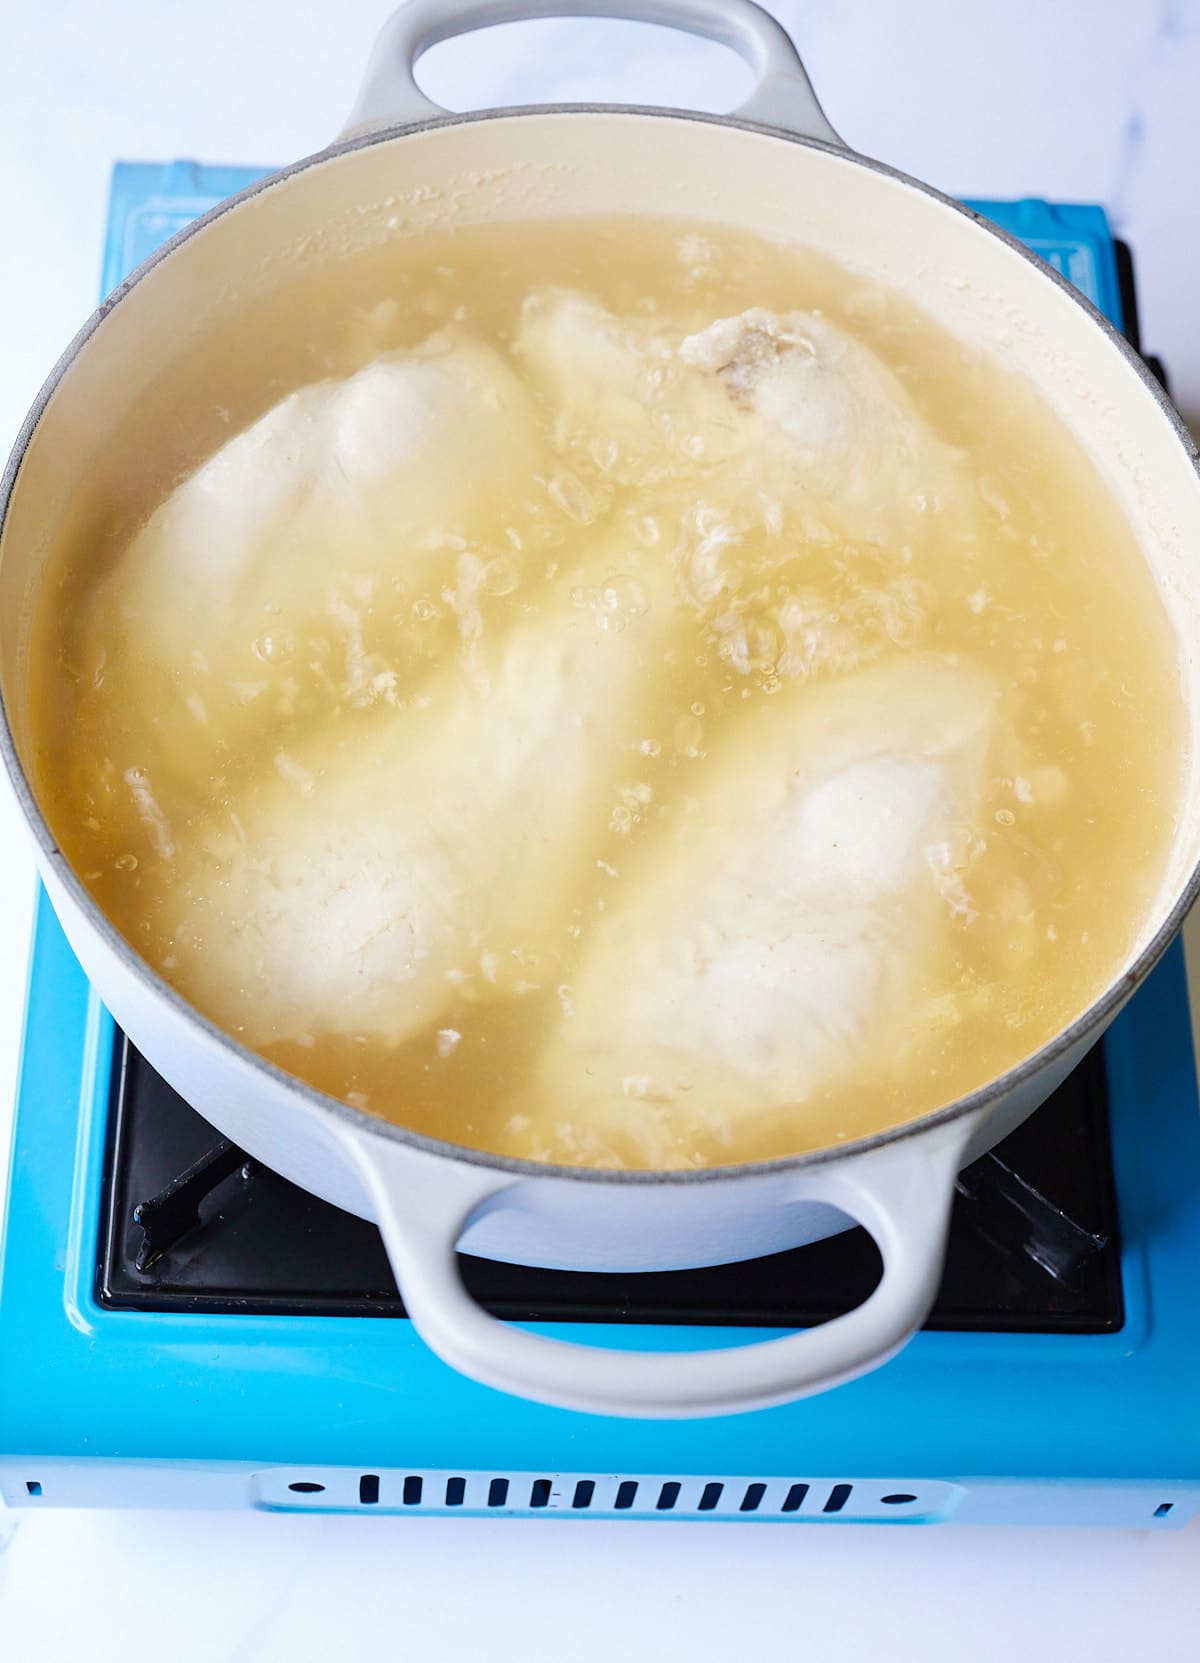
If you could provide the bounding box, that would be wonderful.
[30,215,1186,1169]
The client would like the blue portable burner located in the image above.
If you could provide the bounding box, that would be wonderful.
[2,168,1199,1526]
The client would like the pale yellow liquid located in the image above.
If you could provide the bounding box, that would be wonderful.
[30,216,1186,1168]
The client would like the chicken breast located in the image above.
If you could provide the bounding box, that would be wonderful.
[515,287,738,483]
[678,308,967,543]
[517,295,969,693]
[81,330,545,812]
[153,551,672,1054]
[518,653,999,1169]
[518,293,964,524]
[666,309,983,691]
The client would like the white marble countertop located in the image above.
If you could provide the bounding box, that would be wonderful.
[1,2,1199,1655]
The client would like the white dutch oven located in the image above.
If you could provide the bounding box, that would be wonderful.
[3,0,1200,1419]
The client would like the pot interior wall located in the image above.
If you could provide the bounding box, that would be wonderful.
[3,110,1199,972]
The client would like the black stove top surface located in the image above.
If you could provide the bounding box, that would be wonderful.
[97,1035,1123,1333]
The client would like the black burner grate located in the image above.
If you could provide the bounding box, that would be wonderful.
[96,1035,1123,1333]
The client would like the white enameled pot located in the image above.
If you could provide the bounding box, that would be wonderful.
[2,0,1199,1419]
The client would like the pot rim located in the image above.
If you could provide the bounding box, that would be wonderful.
[3,102,1198,1188]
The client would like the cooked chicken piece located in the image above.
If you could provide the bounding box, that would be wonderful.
[82,331,544,807]
[518,292,963,525]
[520,653,998,1169]
[517,290,664,437]
[155,554,671,1052]
[515,288,740,482]
[678,308,967,543]
[517,294,969,692]
[667,308,980,687]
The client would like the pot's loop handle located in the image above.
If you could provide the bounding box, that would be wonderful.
[343,0,845,148]
[345,1124,968,1419]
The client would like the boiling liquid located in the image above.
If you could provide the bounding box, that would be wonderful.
[30,217,1186,1168]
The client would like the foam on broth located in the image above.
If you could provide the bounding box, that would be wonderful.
[29,215,1186,1169]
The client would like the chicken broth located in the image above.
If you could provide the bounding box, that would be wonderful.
[30,215,1185,1169]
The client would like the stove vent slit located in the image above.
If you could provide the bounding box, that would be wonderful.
[257,1469,962,1520]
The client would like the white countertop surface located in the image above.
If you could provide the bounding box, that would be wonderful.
[1,2,1199,1654]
